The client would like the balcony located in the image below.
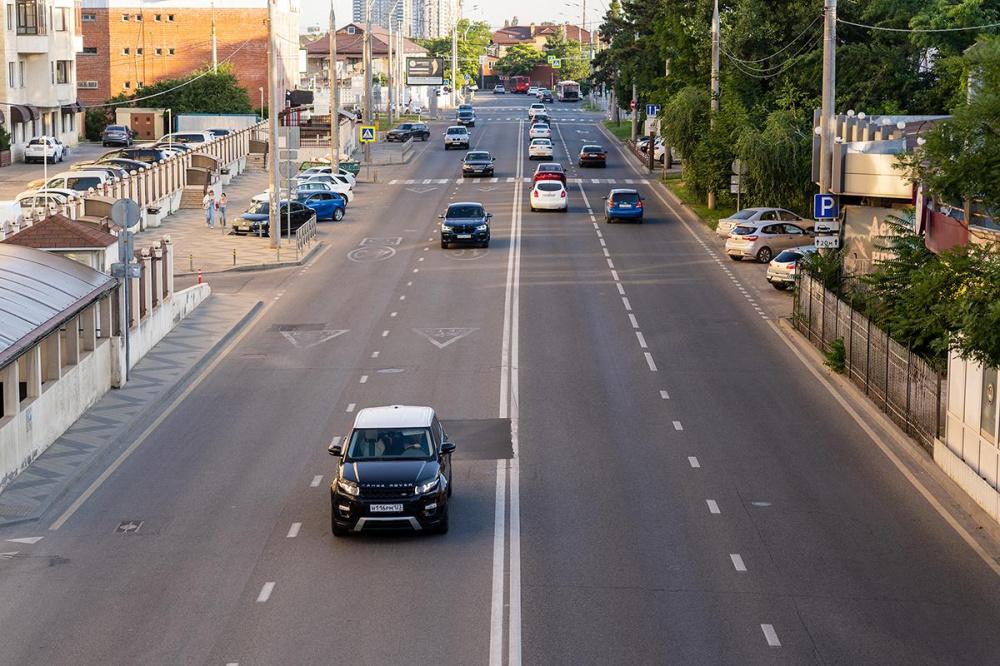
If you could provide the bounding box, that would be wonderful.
[15,0,48,53]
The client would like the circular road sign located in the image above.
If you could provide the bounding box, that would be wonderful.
[110,198,141,229]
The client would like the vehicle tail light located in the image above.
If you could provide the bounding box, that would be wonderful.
[533,190,539,197]
[788,264,797,271]
[560,190,567,198]
[636,201,643,208]
[743,235,758,241]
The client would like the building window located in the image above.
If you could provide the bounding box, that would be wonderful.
[154,13,161,21]
[136,47,143,55]
[135,13,142,21]
[137,80,143,88]
[123,81,131,89]
[167,14,174,21]
[78,80,98,89]
[167,47,175,55]
[6,4,11,30]
[7,62,14,87]
[16,0,46,35]
[346,25,356,34]
[54,6,66,30]
[18,59,24,87]
[122,47,129,55]
[81,46,97,55]
[81,12,95,21]
[56,59,70,84]
[122,13,129,21]
[155,47,162,55]
[50,60,54,83]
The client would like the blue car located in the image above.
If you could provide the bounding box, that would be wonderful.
[296,190,346,221]
[603,188,644,223]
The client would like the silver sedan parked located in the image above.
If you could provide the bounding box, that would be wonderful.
[766,245,817,289]
[716,207,811,237]
[726,221,815,263]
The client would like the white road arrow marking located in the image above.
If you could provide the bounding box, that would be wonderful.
[412,328,478,349]
[5,537,43,545]
[280,329,348,349]
[0,551,19,559]
[405,187,438,194]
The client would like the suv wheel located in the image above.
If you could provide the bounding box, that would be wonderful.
[756,247,773,263]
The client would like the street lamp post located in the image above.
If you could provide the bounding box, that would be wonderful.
[329,0,339,167]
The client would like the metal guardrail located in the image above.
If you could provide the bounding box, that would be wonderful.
[294,215,317,258]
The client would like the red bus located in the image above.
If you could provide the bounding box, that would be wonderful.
[509,76,530,94]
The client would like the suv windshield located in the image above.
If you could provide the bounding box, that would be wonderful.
[447,205,485,218]
[447,127,467,135]
[347,428,434,460]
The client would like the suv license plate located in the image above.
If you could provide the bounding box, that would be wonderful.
[457,234,472,239]
[371,503,403,513]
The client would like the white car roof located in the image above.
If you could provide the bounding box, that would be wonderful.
[353,405,435,429]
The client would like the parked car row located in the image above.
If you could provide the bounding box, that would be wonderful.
[234,163,359,236]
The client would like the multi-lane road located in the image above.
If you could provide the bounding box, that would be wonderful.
[3,95,1000,665]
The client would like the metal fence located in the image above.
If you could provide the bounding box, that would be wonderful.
[793,272,946,452]
[294,215,318,258]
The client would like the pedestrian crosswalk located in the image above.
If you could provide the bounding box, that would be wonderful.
[474,118,594,123]
[387,177,648,186]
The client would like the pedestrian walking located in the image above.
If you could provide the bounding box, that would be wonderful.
[217,192,227,227]
[203,188,215,228]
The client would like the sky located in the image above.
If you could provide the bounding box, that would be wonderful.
[300,0,608,33]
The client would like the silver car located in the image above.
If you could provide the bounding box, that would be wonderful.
[716,207,810,238]
[766,245,816,289]
[725,221,815,263]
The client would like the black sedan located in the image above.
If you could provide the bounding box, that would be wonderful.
[234,200,316,236]
[386,123,430,142]
[461,150,495,178]
[439,202,491,248]
[578,144,607,168]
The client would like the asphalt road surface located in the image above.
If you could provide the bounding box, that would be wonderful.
[2,95,1000,665]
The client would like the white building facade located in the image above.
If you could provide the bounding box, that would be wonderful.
[352,0,411,35]
[1,0,84,160]
[422,0,460,39]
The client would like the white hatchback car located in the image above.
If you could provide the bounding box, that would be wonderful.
[716,207,809,237]
[24,136,65,164]
[530,180,568,212]
[766,245,816,289]
[528,138,554,160]
[528,103,546,118]
[529,123,552,140]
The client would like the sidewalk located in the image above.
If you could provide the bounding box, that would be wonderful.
[135,166,323,275]
[0,292,260,527]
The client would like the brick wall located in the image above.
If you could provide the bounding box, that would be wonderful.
[79,7,279,107]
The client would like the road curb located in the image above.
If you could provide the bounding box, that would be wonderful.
[0,297,264,528]
[174,241,324,277]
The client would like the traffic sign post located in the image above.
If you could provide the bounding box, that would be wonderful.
[646,104,661,117]
[630,99,636,111]
[359,126,376,143]
[815,235,840,249]
[551,59,561,70]
[813,193,839,220]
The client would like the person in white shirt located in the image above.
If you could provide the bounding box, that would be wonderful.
[203,188,215,228]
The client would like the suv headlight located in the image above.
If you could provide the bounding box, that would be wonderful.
[337,478,359,496]
[415,476,440,495]
[476,223,488,231]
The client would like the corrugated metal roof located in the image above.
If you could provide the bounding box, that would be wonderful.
[0,244,117,368]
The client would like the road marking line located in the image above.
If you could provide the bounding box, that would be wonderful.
[423,179,432,184]
[599,238,606,247]
[602,248,610,257]
[423,247,429,251]
[607,258,615,269]
[256,582,275,603]
[644,352,657,372]
[707,500,720,514]
[413,268,419,273]
[636,331,648,348]
[419,257,425,262]
[287,522,301,538]
[399,295,406,301]
[595,230,603,238]
[660,389,670,399]
[628,314,639,329]
[382,330,389,337]
[610,269,619,280]
[673,421,683,431]
[359,375,368,384]
[346,403,356,412]
[622,297,632,311]
[761,624,781,647]
[688,456,700,468]
[371,351,380,358]
[731,554,747,571]
[389,179,398,184]
[310,475,323,487]
[616,283,626,296]
[390,311,397,317]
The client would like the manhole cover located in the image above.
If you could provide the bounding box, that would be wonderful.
[116,520,143,534]
[348,246,396,262]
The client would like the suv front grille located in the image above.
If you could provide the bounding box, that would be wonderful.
[362,486,413,498]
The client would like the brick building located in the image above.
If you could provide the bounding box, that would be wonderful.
[77,0,299,108]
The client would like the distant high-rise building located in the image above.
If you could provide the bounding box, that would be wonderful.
[352,0,413,35]
[421,0,461,39]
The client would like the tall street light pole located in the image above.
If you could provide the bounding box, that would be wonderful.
[819,0,837,195]
[329,0,339,167]
[451,22,458,108]
[363,0,372,169]
[707,0,720,209]
[267,0,281,249]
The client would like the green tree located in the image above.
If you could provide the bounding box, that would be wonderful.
[417,19,492,85]
[661,85,709,172]
[543,27,589,83]
[109,64,252,115]
[735,105,814,214]
[495,44,545,76]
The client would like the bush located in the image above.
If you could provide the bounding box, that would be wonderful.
[825,338,846,373]
[0,125,10,152]
[85,108,110,142]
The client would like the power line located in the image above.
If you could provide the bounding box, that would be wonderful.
[720,32,819,74]
[722,37,820,79]
[837,17,1000,33]
[720,13,822,64]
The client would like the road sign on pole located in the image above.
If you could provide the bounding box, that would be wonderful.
[359,126,376,143]
[813,193,839,219]
[551,59,561,69]
[646,104,661,117]
[630,99,636,111]
[815,235,840,249]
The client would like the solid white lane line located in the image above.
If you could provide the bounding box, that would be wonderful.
[636,331,648,349]
[707,500,721,514]
[616,283,626,296]
[761,624,781,647]
[371,351,380,358]
[256,582,275,603]
[673,421,683,431]
[359,375,368,384]
[731,554,747,571]
[287,522,301,538]
[660,389,670,399]
[489,464,506,666]
[310,475,323,487]
[346,403,356,412]
[629,314,639,329]
[688,456,701,468]
[622,297,632,311]
[644,352,658,372]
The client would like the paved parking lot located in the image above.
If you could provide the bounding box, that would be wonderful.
[0,142,110,200]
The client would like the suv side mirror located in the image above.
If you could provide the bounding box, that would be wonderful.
[328,440,343,456]
[438,213,445,219]
[440,441,456,455]
[486,213,493,219]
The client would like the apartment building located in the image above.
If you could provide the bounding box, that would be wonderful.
[352,0,411,36]
[422,0,459,39]
[77,0,299,108]
[1,0,84,159]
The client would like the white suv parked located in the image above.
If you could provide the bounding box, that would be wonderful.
[443,126,471,150]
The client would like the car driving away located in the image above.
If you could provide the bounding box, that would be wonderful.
[462,150,495,177]
[533,162,566,184]
[529,123,552,140]
[604,189,644,223]
[386,122,430,142]
[528,138,553,160]
[530,181,568,212]
[493,84,506,94]
[443,126,471,149]
[578,144,607,168]
[439,201,491,248]
[329,405,455,536]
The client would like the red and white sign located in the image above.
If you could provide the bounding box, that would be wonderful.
[630,99,636,110]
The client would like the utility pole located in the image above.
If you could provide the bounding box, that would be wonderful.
[630,81,637,141]
[211,3,218,72]
[818,0,836,195]
[451,22,458,108]
[267,0,281,249]
[329,0,339,166]
[363,0,372,169]
[388,17,394,125]
[707,0,720,209]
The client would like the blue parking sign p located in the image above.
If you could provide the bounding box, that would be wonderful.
[813,193,838,219]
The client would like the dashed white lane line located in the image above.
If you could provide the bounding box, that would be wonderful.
[256,582,275,603]
[602,248,610,257]
[622,297,632,311]
[346,403,356,412]
[707,500,721,514]
[660,389,670,399]
[407,281,413,286]
[390,312,398,318]
[359,375,368,384]
[400,295,406,301]
[610,270,619,281]
[419,257,425,262]
[635,331,648,348]
[413,268,419,273]
[629,314,639,329]
[287,522,301,538]
[644,352,658,372]
[382,330,390,337]
[730,554,747,572]
[423,247,429,251]
[599,238,607,247]
[673,420,683,431]
[310,475,323,487]
[606,258,615,269]
[371,351,380,358]
[616,283,626,295]
[688,456,701,468]
[761,624,781,647]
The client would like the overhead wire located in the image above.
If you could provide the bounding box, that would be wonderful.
[720,12,822,65]
[837,17,1000,33]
